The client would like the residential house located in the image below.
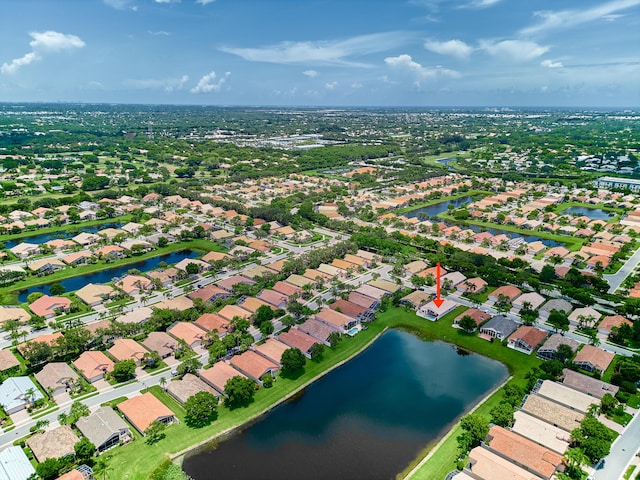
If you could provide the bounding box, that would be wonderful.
[252,338,290,365]
[368,279,400,294]
[194,313,230,337]
[117,306,153,325]
[0,305,30,327]
[117,275,151,296]
[217,304,252,322]
[466,447,546,480]
[202,251,231,263]
[329,299,374,322]
[34,362,79,396]
[278,328,319,358]
[118,392,176,434]
[0,376,45,414]
[175,258,210,275]
[26,425,79,462]
[0,446,36,480]
[573,345,615,374]
[536,380,598,414]
[488,285,522,304]
[188,285,232,303]
[0,349,20,373]
[75,283,116,307]
[441,271,467,289]
[73,350,115,383]
[354,284,388,301]
[271,281,302,298]
[511,292,545,313]
[561,369,619,399]
[217,275,255,292]
[315,307,358,332]
[167,322,208,348]
[141,331,178,359]
[198,362,248,395]
[75,406,132,452]
[598,314,633,335]
[297,318,336,344]
[568,307,602,327]
[507,326,548,354]
[537,334,579,361]
[521,394,584,432]
[61,250,94,266]
[511,411,570,455]
[538,299,573,320]
[72,232,100,247]
[257,289,288,309]
[26,258,66,275]
[453,308,491,329]
[416,298,458,321]
[229,350,279,384]
[348,291,380,311]
[485,425,563,479]
[479,315,518,341]
[44,239,76,253]
[9,243,39,259]
[147,268,180,288]
[166,373,219,405]
[28,295,71,319]
[238,297,273,316]
[153,295,193,312]
[399,290,432,309]
[94,245,125,260]
[456,277,488,294]
[108,338,149,366]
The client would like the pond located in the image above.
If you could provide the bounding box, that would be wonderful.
[562,206,612,221]
[18,249,198,302]
[3,223,124,250]
[182,329,508,480]
[404,195,476,219]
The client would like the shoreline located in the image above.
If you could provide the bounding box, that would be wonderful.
[169,326,389,464]
[400,373,513,479]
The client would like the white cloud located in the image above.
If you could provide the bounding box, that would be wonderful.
[384,54,460,85]
[196,0,216,4]
[220,32,410,67]
[303,70,318,78]
[424,39,473,59]
[541,59,564,68]
[463,0,503,8]
[479,39,549,61]
[125,75,189,92]
[2,31,85,74]
[520,0,640,35]
[325,81,338,90]
[155,0,180,3]
[103,0,134,9]
[191,71,230,93]
[148,30,171,36]
[351,82,363,89]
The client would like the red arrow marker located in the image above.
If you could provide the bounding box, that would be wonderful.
[433,262,444,308]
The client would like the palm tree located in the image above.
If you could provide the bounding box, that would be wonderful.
[159,376,167,391]
[24,387,36,407]
[93,454,113,480]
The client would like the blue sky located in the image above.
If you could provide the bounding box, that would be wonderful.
[1,0,639,106]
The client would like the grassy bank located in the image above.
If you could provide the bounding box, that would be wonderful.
[0,239,225,304]
[106,321,388,480]
[438,212,585,251]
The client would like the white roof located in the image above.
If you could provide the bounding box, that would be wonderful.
[0,377,44,412]
[0,446,36,480]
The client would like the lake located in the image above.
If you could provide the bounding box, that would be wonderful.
[562,206,612,221]
[404,195,476,219]
[3,223,123,250]
[182,330,508,480]
[18,249,198,302]
[463,223,563,247]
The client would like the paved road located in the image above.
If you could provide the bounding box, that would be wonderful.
[604,246,640,293]
[594,404,640,480]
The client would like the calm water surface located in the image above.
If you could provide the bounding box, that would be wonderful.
[18,249,198,301]
[182,329,508,480]
[404,195,475,219]
[562,206,612,221]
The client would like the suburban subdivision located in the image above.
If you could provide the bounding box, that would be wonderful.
[0,104,638,480]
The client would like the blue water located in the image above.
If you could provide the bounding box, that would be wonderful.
[404,195,475,219]
[3,223,123,249]
[183,330,508,480]
[562,206,612,221]
[462,224,562,247]
[436,157,456,166]
[18,249,198,302]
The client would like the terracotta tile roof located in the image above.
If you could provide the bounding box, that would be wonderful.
[230,350,279,381]
[108,338,149,363]
[118,392,175,433]
[574,345,615,372]
[195,313,230,334]
[468,446,544,480]
[73,350,114,380]
[253,338,289,364]
[198,362,247,394]
[487,426,563,478]
[167,322,207,346]
[278,328,318,354]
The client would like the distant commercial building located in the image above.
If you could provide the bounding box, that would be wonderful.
[595,176,640,191]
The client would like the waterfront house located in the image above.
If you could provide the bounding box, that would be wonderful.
[118,392,176,434]
[198,362,248,395]
[479,315,518,341]
[230,350,279,384]
[76,406,132,452]
[573,345,614,374]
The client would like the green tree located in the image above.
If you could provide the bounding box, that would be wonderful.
[570,415,615,463]
[281,347,306,375]
[328,331,342,348]
[112,359,136,382]
[309,342,325,361]
[490,403,514,427]
[185,262,200,276]
[458,315,477,333]
[49,283,66,296]
[457,414,490,453]
[35,458,61,480]
[555,343,575,364]
[144,420,167,444]
[67,400,90,425]
[599,393,621,416]
[184,391,218,428]
[27,292,45,304]
[561,448,589,480]
[224,376,256,408]
[548,310,570,334]
[74,437,96,462]
[176,357,202,377]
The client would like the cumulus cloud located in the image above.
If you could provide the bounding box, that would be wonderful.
[155,0,180,3]
[191,71,230,93]
[2,31,85,74]
[384,54,460,85]
[303,70,318,78]
[462,0,503,8]
[325,81,338,90]
[148,30,171,36]
[196,0,216,4]
[125,75,189,92]
[479,39,549,61]
[520,0,640,35]
[541,59,564,68]
[424,39,473,59]
[103,0,134,9]
[220,32,409,67]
